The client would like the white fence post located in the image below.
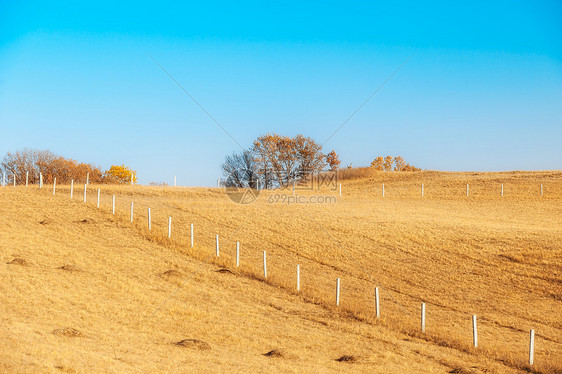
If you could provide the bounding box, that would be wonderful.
[190,223,194,248]
[263,251,267,279]
[472,315,478,348]
[168,217,172,238]
[26,171,29,187]
[375,287,380,318]
[13,173,16,187]
[540,184,543,197]
[421,303,426,332]
[83,184,87,202]
[147,208,151,230]
[339,183,342,197]
[70,180,74,199]
[53,178,56,195]
[296,264,300,292]
[529,329,535,366]
[130,202,134,222]
[382,183,385,197]
[97,189,100,208]
[112,195,115,214]
[86,172,89,185]
[336,278,341,306]
[39,173,43,189]
[236,241,240,267]
[421,183,424,197]
[216,234,219,257]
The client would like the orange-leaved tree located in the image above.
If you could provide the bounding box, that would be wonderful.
[325,150,341,171]
[370,156,384,170]
[104,164,137,184]
[383,156,394,171]
[393,156,406,171]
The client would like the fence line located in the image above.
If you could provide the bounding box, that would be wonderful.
[28,182,546,368]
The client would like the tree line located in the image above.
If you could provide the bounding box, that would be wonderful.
[0,149,136,184]
[222,134,340,189]
[370,156,420,172]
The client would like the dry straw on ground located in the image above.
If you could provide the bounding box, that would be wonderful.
[0,170,560,373]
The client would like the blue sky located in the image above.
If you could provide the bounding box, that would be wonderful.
[1,1,561,185]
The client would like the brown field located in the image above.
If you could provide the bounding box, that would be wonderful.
[1,170,561,373]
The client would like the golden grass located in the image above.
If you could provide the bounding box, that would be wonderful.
[1,170,561,373]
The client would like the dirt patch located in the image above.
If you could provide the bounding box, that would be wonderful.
[161,270,182,277]
[58,265,82,272]
[52,328,86,338]
[216,267,236,274]
[54,365,76,373]
[174,339,211,350]
[335,355,360,363]
[7,258,28,266]
[263,349,296,359]
[448,367,471,374]
[77,218,94,224]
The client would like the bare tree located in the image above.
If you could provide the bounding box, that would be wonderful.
[221,150,258,189]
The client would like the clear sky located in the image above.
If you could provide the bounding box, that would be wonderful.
[1,1,561,185]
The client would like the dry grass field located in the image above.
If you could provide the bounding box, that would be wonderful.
[1,170,561,373]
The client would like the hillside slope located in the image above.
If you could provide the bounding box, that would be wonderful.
[1,170,561,373]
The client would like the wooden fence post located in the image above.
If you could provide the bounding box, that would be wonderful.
[375,287,380,318]
[529,329,535,366]
[296,264,300,292]
[236,241,240,267]
[421,303,426,332]
[472,315,478,348]
[263,251,267,279]
[336,278,341,306]
[26,171,29,187]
